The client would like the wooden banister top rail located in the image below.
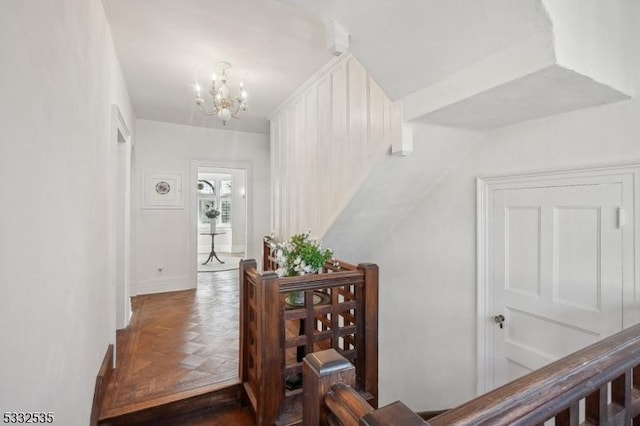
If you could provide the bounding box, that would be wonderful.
[304,348,423,425]
[324,383,373,426]
[307,324,640,425]
[427,322,640,425]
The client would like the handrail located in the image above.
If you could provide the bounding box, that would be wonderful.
[426,322,640,425]
[309,324,640,425]
[303,349,424,425]
[324,383,374,425]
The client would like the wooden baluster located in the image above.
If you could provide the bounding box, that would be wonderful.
[586,385,608,425]
[633,366,640,425]
[359,263,379,408]
[554,402,579,426]
[305,289,315,358]
[612,371,632,425]
[303,348,359,425]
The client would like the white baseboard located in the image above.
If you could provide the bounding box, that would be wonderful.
[230,244,246,254]
[135,275,194,295]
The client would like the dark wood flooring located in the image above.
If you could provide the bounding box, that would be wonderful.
[177,405,254,425]
[99,270,241,422]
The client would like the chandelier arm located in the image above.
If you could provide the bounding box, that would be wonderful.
[193,61,248,123]
[196,103,217,115]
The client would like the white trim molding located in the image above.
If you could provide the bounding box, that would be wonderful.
[477,162,640,395]
[190,159,251,288]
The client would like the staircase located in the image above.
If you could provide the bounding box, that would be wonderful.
[98,385,243,425]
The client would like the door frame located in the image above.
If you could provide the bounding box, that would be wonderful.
[476,163,640,394]
[189,159,251,287]
[109,104,132,363]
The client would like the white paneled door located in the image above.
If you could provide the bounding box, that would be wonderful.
[491,182,626,388]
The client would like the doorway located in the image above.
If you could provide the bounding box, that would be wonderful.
[477,164,640,393]
[110,107,132,327]
[193,164,248,278]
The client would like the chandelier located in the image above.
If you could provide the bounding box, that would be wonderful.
[194,61,248,125]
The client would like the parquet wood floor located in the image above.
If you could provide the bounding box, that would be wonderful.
[100,270,241,420]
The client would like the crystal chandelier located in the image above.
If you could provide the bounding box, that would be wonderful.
[194,61,248,125]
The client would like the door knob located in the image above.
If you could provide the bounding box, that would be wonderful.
[494,314,505,329]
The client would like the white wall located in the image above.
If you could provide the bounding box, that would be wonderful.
[369,43,640,413]
[132,120,269,294]
[0,2,134,424]
[324,123,482,262]
[543,0,636,95]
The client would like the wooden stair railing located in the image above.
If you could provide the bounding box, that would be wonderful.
[304,349,424,426]
[308,323,640,425]
[240,246,378,425]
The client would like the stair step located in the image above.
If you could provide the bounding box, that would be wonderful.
[155,405,254,426]
[99,383,243,425]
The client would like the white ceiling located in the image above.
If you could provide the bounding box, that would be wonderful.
[102,0,332,134]
[416,65,631,130]
[103,0,552,134]
[278,0,551,99]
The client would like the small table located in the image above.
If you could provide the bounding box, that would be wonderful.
[200,232,226,265]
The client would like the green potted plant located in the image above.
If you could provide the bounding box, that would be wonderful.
[273,231,333,305]
[274,231,333,277]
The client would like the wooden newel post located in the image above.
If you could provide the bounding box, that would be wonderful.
[257,271,283,426]
[358,262,379,408]
[303,349,356,425]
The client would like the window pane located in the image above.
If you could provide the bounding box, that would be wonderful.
[198,180,215,194]
[221,180,232,196]
[221,200,231,224]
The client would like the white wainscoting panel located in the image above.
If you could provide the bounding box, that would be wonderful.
[269,53,401,238]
